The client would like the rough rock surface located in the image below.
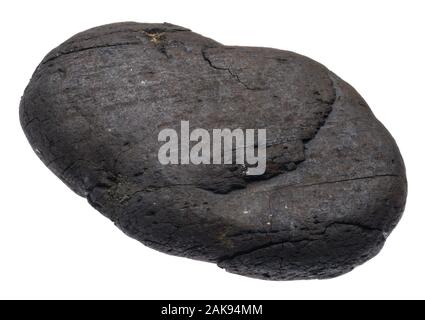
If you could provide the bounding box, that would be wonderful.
[20,22,407,280]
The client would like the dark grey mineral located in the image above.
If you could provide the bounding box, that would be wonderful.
[20,22,407,280]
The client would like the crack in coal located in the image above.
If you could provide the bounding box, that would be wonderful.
[201,48,266,91]
[42,28,189,65]
[217,221,385,265]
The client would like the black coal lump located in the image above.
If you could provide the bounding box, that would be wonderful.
[20,22,407,280]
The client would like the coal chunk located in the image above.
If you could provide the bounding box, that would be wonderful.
[20,22,407,280]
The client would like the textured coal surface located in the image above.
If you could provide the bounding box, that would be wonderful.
[20,22,407,280]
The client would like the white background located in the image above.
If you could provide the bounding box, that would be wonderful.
[0,0,423,300]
